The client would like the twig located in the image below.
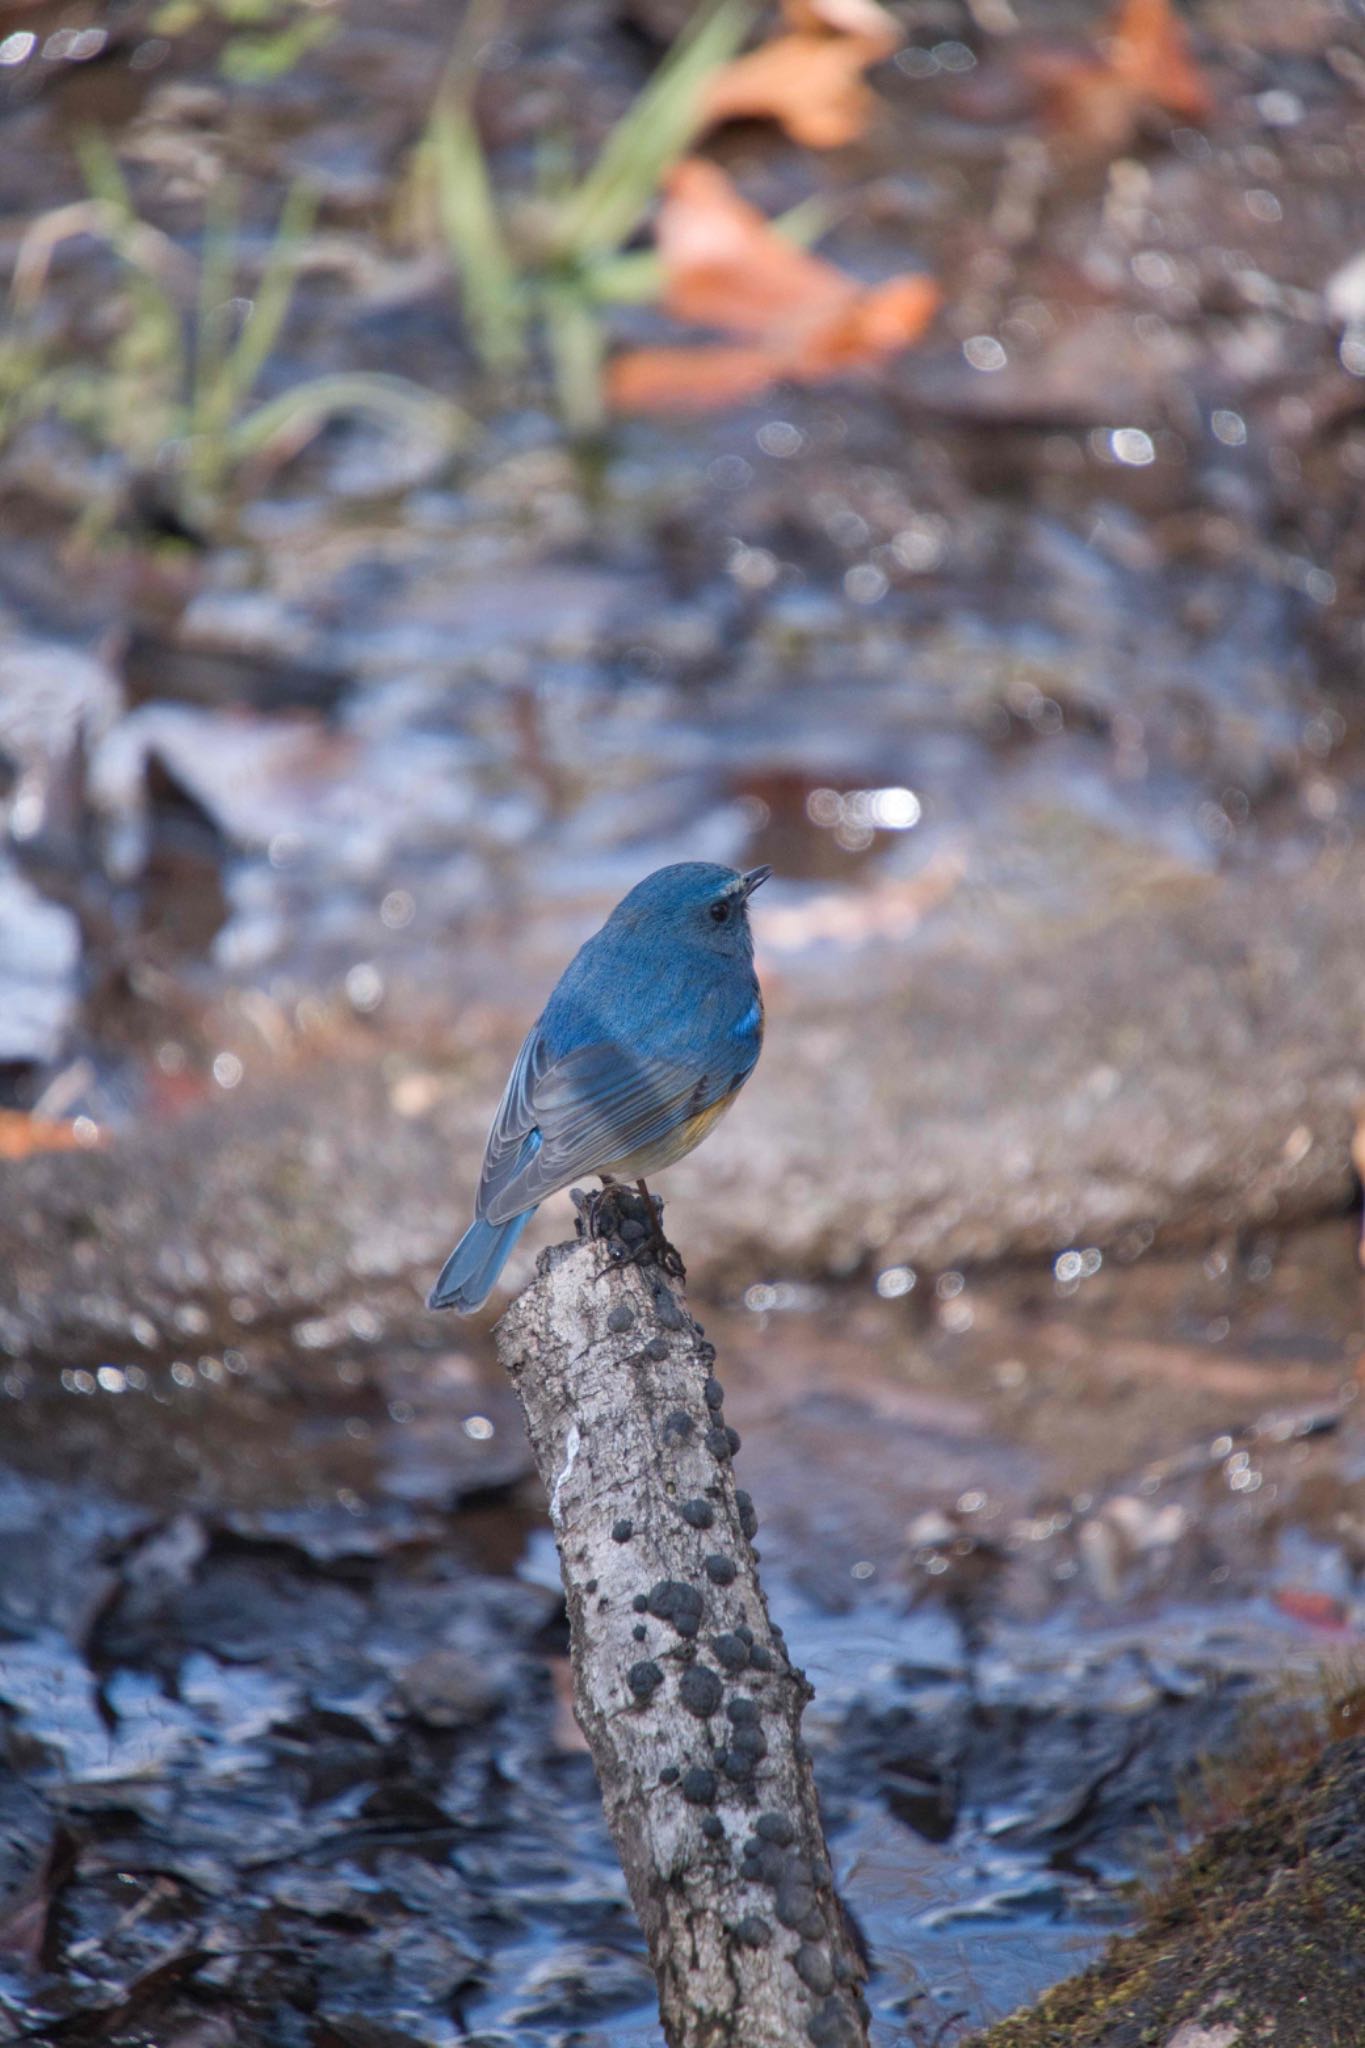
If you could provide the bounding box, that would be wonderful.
[496,1201,871,2048]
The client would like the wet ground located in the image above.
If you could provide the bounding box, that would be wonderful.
[2,0,1364,1266]
[4,0,1365,2040]
[3,1210,1362,2045]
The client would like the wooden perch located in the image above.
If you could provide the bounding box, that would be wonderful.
[496,1198,871,2048]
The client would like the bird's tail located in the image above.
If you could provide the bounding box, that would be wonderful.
[427,1209,532,1313]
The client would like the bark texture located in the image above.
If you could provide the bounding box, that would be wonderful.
[496,1224,871,2048]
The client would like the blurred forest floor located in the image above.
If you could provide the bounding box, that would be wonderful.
[2,2,1365,2043]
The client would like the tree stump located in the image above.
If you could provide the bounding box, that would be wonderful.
[495,1207,871,2048]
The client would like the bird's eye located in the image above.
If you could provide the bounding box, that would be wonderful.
[709,900,729,924]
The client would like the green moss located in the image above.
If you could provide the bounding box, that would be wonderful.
[969,1732,1365,2048]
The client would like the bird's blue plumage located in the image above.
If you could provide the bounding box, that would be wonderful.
[428,861,770,1313]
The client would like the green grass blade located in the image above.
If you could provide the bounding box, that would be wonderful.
[73,126,136,218]
[192,173,241,439]
[429,95,526,374]
[219,15,336,82]
[554,0,750,263]
[586,249,663,305]
[229,370,468,466]
[771,193,838,248]
[74,129,188,413]
[542,282,603,437]
[216,178,318,419]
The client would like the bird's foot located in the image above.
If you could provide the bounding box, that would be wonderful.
[571,1179,685,1282]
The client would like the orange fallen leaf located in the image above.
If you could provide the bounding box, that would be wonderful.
[607,160,939,413]
[702,31,891,148]
[1108,0,1211,117]
[1027,0,1212,150]
[0,1108,100,1160]
[701,0,901,149]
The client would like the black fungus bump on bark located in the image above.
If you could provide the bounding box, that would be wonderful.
[734,1624,754,1645]
[678,1664,723,1718]
[757,1812,796,1846]
[726,1696,760,1725]
[720,1725,768,1778]
[705,1425,734,1461]
[627,1659,664,1701]
[735,1490,758,1538]
[681,1766,718,1805]
[585,1578,598,1594]
[655,1289,685,1331]
[680,1497,715,1529]
[741,1840,787,1886]
[749,1643,775,1672]
[647,1579,704,1637]
[711,1632,749,1671]
[633,1624,648,1642]
[807,1997,865,2048]
[659,1764,680,1785]
[663,1409,695,1443]
[704,1553,737,1586]
[735,1914,772,1948]
[795,1945,835,1997]
[645,1336,670,1361]
[632,1593,650,1612]
[775,1862,818,1930]
[607,1302,636,1333]
[612,1517,634,1542]
[701,1812,725,1840]
[704,1378,725,1411]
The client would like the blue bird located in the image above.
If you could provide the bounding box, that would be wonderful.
[428,861,771,1313]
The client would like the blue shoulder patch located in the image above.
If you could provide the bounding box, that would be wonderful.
[732,995,763,1041]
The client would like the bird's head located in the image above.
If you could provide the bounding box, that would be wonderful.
[612,861,771,959]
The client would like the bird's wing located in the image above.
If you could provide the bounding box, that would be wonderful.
[477,1034,721,1225]
[473,1022,552,1221]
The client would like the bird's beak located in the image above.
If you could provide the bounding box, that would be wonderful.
[739,864,772,898]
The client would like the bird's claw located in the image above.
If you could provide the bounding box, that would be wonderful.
[571,1180,686,1281]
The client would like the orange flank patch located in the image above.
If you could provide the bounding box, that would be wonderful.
[701,0,901,149]
[1027,0,1212,149]
[606,160,939,414]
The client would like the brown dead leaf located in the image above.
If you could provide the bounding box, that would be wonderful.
[702,32,889,148]
[701,0,901,148]
[1353,1108,1365,1268]
[1027,0,1212,150]
[607,160,939,412]
[0,1108,100,1160]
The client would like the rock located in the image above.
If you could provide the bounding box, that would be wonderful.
[1164,2022,1242,2048]
[394,1647,506,1729]
[971,1729,1365,2047]
[0,858,80,1065]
